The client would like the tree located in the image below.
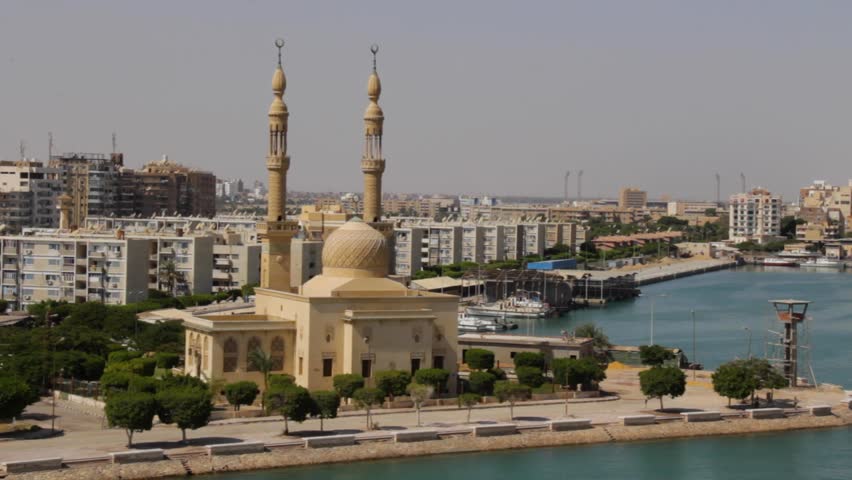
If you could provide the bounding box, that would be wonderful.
[406,383,433,427]
[458,393,481,423]
[333,373,365,400]
[464,349,495,371]
[100,370,135,397]
[156,387,213,443]
[414,368,450,395]
[513,352,546,370]
[374,370,412,401]
[241,283,257,298]
[0,376,33,421]
[468,371,497,395]
[780,216,805,239]
[159,260,183,297]
[574,324,611,350]
[494,381,531,421]
[311,390,340,431]
[515,366,545,388]
[155,352,180,370]
[639,366,686,410]
[267,384,316,435]
[352,387,384,431]
[248,347,274,409]
[712,360,755,406]
[552,357,606,391]
[105,392,157,447]
[639,345,675,367]
[224,381,259,413]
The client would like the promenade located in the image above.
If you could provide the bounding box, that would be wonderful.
[2,367,845,467]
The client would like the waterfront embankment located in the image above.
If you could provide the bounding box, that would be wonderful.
[10,407,852,480]
[631,258,739,286]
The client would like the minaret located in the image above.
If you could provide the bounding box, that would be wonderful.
[259,39,298,292]
[361,44,386,223]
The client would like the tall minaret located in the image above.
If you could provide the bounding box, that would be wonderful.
[361,44,386,223]
[259,39,298,292]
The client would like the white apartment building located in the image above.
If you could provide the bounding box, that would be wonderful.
[0,160,61,232]
[728,189,782,244]
[0,232,149,309]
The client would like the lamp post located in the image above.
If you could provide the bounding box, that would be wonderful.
[691,309,696,380]
[743,327,753,359]
[648,293,669,345]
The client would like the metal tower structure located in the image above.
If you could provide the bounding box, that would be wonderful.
[563,170,570,203]
[577,170,584,202]
[715,173,721,206]
[767,299,815,387]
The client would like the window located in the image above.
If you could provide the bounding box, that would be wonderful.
[361,359,372,378]
[433,356,444,370]
[24,258,34,265]
[48,258,61,266]
[223,337,238,373]
[299,356,304,375]
[410,358,421,375]
[270,336,284,371]
[322,358,333,377]
[246,337,261,371]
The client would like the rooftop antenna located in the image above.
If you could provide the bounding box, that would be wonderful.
[715,173,720,206]
[18,140,26,160]
[577,170,584,202]
[740,172,746,193]
[563,170,570,203]
[48,132,54,159]
[112,132,117,154]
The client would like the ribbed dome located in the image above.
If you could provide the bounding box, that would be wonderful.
[322,219,389,278]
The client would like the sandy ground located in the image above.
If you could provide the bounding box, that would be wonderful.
[1,367,846,466]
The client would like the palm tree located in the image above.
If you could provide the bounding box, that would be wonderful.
[159,260,179,297]
[249,347,274,410]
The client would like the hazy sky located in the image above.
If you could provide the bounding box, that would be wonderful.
[2,1,852,201]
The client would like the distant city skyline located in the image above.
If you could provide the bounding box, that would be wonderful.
[3,1,852,201]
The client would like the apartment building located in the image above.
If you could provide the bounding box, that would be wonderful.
[136,156,216,217]
[0,232,149,309]
[290,238,323,288]
[211,232,261,292]
[0,160,61,231]
[618,187,648,209]
[728,188,782,244]
[392,221,582,276]
[49,153,128,227]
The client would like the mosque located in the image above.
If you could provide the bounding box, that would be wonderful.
[180,42,459,392]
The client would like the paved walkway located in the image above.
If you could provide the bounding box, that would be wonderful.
[1,368,844,462]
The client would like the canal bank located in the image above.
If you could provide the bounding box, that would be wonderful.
[12,408,852,479]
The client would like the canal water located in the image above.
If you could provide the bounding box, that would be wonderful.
[515,265,852,387]
[201,267,852,479]
[203,427,851,480]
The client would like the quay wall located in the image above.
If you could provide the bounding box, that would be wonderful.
[634,259,740,286]
[11,409,852,480]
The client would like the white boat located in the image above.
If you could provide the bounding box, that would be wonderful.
[802,257,845,269]
[458,313,509,333]
[762,257,799,267]
[466,290,555,318]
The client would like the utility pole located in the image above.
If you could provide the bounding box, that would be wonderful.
[48,132,54,159]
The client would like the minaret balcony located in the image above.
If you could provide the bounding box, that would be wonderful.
[361,158,386,174]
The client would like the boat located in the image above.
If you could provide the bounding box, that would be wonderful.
[761,257,800,267]
[465,290,556,318]
[802,257,845,269]
[458,313,510,333]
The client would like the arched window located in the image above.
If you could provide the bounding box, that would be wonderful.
[223,337,238,373]
[271,336,285,371]
[246,336,262,372]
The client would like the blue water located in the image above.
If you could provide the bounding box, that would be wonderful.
[205,428,852,480]
[514,265,852,387]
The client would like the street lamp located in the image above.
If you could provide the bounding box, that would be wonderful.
[691,309,697,380]
[743,327,753,359]
[648,293,669,345]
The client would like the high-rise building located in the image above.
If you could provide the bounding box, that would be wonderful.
[728,188,782,244]
[49,153,126,227]
[0,160,61,231]
[618,187,648,209]
[135,155,216,217]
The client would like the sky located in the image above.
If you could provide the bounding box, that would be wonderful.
[2,1,852,201]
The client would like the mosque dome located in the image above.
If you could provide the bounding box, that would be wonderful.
[322,218,389,278]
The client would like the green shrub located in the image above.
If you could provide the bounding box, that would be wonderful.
[513,352,546,370]
[0,376,33,420]
[223,381,259,412]
[108,350,143,365]
[414,368,450,394]
[468,371,497,395]
[333,374,365,399]
[464,349,495,371]
[128,375,158,394]
[515,366,545,388]
[105,391,157,447]
[310,390,341,431]
[99,370,135,396]
[374,370,411,400]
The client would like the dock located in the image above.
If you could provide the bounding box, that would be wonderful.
[632,258,740,286]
